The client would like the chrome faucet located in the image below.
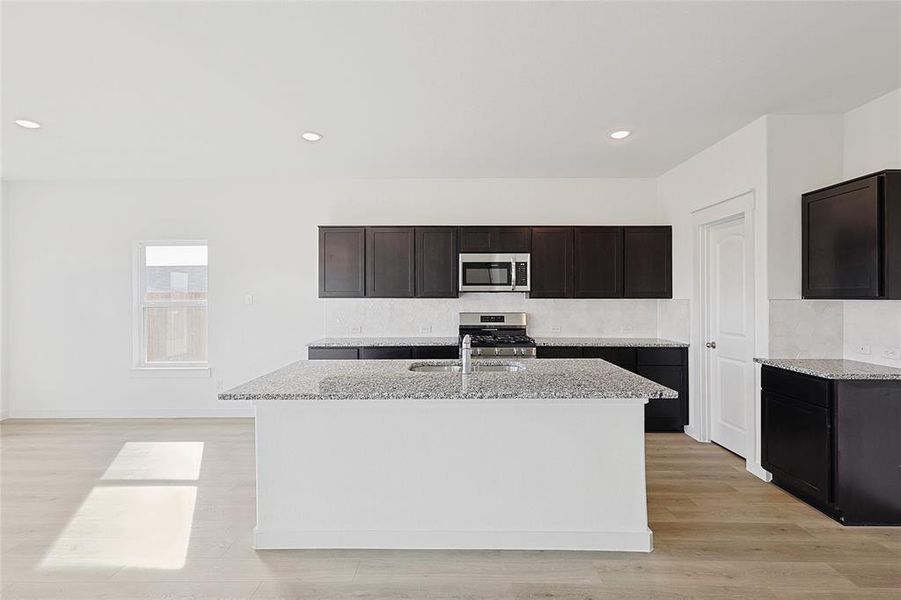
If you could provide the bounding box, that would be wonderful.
[461,334,473,374]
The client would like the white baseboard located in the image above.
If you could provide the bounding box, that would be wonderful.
[253,528,653,553]
[0,410,9,421]
[7,407,254,419]
[683,424,706,442]
[746,461,772,482]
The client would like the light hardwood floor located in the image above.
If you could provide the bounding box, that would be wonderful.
[1,419,899,599]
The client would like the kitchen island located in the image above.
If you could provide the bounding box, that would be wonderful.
[219,358,676,552]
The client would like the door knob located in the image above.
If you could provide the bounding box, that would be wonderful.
[706,341,717,349]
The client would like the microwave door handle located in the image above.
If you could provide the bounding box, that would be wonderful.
[510,260,516,291]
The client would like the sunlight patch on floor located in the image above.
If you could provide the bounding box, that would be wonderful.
[101,441,205,480]
[41,485,197,569]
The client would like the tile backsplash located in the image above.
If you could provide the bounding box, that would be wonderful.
[323,294,660,337]
[843,300,901,366]
[656,299,690,343]
[769,300,843,358]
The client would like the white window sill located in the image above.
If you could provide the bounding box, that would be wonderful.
[130,366,211,379]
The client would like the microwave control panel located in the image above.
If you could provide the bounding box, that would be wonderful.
[515,262,529,286]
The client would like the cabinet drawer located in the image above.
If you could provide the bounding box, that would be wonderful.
[412,346,459,359]
[308,347,359,360]
[637,347,686,366]
[359,347,413,360]
[536,347,583,359]
[583,347,636,368]
[761,366,831,408]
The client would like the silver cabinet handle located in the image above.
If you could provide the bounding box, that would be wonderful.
[706,341,717,349]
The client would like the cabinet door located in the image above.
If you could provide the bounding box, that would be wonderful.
[459,227,531,253]
[583,347,636,369]
[415,227,458,298]
[413,346,460,359]
[623,227,672,298]
[762,391,832,504]
[319,227,365,298]
[803,175,881,298]
[359,347,413,360]
[536,347,583,359]
[635,365,685,431]
[366,227,415,298]
[573,227,623,298]
[530,227,573,298]
[308,347,359,360]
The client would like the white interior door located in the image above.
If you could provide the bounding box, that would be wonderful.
[705,215,754,457]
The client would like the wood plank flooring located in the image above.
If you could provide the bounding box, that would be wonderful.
[1,419,898,599]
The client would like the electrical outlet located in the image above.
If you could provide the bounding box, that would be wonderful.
[855,344,871,355]
[622,325,635,334]
[350,326,362,334]
[551,326,562,333]
[882,347,901,360]
[419,325,432,334]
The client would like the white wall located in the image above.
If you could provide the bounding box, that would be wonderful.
[843,88,901,179]
[841,87,901,366]
[1,181,7,420]
[4,178,658,417]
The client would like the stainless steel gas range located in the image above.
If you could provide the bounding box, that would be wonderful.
[458,312,537,358]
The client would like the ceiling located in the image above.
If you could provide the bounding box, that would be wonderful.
[3,1,899,180]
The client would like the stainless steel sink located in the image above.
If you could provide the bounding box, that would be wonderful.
[408,363,523,373]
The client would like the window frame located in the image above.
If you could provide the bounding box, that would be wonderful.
[132,240,210,374]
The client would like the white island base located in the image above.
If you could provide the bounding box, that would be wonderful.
[253,397,652,552]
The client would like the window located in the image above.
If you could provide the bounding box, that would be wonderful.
[134,242,208,369]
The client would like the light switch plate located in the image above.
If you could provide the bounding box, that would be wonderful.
[622,326,635,334]
[551,326,562,333]
[419,326,432,334]
[855,344,871,355]
[244,293,254,306]
[350,326,362,334]
[882,347,901,360]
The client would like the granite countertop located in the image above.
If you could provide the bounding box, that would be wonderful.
[307,336,688,348]
[307,337,459,347]
[219,358,678,401]
[533,337,688,348]
[755,358,901,380]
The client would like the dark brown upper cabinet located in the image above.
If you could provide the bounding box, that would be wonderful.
[365,227,415,298]
[319,227,366,297]
[415,227,458,298]
[803,170,901,299]
[530,227,574,298]
[573,227,624,298]
[459,227,531,253]
[623,226,673,298]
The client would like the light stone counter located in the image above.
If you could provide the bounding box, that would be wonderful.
[218,358,677,401]
[755,358,901,380]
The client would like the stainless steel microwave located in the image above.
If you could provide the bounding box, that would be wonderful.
[459,253,530,292]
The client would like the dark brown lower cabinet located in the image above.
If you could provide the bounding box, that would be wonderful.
[358,347,413,360]
[309,345,458,360]
[535,345,688,432]
[761,366,901,525]
[308,347,360,360]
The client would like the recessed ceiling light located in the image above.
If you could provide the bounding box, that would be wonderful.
[15,119,41,129]
[300,131,322,142]
[609,130,632,140]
